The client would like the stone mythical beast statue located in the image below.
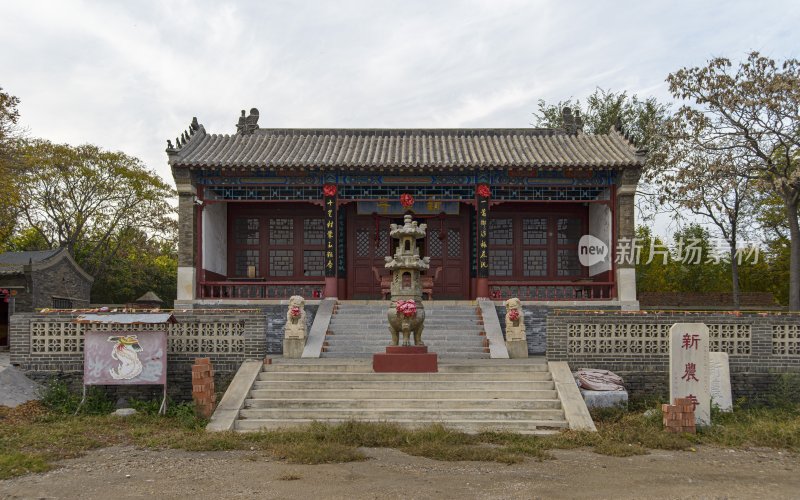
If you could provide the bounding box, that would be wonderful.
[284,295,307,339]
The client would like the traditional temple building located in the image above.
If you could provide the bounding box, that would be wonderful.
[168,108,644,307]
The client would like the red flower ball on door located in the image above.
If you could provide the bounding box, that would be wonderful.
[323,184,338,197]
[400,193,414,208]
[476,184,491,198]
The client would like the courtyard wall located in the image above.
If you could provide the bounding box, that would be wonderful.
[546,310,800,401]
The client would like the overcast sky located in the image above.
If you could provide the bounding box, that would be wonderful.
[2,0,798,235]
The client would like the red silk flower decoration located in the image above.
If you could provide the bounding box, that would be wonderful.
[396,299,417,317]
[508,309,520,322]
[323,184,338,197]
[290,306,301,318]
[400,193,414,208]
[476,184,491,198]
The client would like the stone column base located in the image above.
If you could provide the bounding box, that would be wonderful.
[283,338,306,358]
[506,340,528,358]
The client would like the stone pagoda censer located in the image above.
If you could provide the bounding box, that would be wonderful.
[384,214,429,346]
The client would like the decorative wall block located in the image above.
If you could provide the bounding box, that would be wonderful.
[773,325,800,355]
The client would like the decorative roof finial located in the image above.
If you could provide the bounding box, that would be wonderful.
[236,108,260,135]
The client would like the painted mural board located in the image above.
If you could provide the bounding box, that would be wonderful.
[83,330,167,385]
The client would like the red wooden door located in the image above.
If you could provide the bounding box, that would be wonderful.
[347,212,469,299]
[426,215,469,299]
[348,213,392,299]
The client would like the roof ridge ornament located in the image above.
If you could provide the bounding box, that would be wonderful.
[561,107,583,135]
[236,108,260,135]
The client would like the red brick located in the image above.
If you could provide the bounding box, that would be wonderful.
[195,358,211,365]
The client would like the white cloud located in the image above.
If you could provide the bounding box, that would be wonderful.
[1,0,797,240]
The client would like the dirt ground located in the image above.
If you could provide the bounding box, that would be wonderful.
[1,445,797,499]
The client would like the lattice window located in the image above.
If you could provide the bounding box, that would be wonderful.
[269,218,294,245]
[356,229,370,257]
[30,321,246,354]
[429,229,442,257]
[772,325,800,355]
[447,228,461,257]
[523,218,547,245]
[303,218,324,245]
[557,249,581,276]
[269,250,294,276]
[377,230,389,256]
[709,324,751,355]
[168,322,245,354]
[489,249,513,277]
[234,218,260,245]
[303,250,325,276]
[567,323,670,355]
[235,250,259,277]
[557,218,582,245]
[489,219,513,245]
[523,249,547,276]
[52,297,73,309]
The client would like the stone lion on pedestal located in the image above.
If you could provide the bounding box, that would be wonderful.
[284,295,307,339]
[504,297,526,341]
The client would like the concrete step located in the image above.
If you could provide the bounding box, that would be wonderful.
[239,408,566,421]
[262,361,549,372]
[251,380,555,390]
[244,398,562,410]
[321,352,490,359]
[249,388,559,399]
[257,371,552,381]
[235,418,568,434]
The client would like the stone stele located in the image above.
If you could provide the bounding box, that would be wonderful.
[669,323,710,426]
[709,352,733,412]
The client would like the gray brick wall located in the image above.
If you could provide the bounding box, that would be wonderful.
[9,309,269,401]
[547,311,800,400]
[33,257,92,309]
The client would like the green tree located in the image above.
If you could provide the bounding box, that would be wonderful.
[0,87,22,247]
[16,140,176,279]
[666,52,800,310]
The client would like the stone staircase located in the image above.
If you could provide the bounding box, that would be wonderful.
[322,302,489,358]
[233,358,568,434]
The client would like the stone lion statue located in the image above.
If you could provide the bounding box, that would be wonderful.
[284,295,307,339]
[504,297,526,341]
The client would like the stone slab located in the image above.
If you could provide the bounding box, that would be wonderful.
[580,389,628,409]
[302,298,336,358]
[669,323,710,426]
[477,299,510,359]
[548,361,596,432]
[506,340,528,359]
[373,350,438,373]
[283,338,305,359]
[207,360,263,432]
[709,352,733,412]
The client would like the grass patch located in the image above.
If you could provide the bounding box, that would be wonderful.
[1,394,799,480]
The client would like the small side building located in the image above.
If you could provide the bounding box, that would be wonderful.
[0,248,94,347]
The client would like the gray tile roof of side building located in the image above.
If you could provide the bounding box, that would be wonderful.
[166,109,646,170]
[0,249,61,276]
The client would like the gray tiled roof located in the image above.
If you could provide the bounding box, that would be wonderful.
[0,249,60,266]
[0,249,61,276]
[168,125,644,170]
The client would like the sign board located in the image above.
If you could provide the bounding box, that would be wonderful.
[669,323,710,426]
[83,330,167,385]
[357,200,460,215]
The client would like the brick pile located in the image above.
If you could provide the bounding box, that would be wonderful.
[192,357,216,418]
[662,397,696,434]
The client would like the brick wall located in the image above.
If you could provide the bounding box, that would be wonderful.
[639,292,778,308]
[33,257,92,309]
[547,310,800,401]
[9,309,268,402]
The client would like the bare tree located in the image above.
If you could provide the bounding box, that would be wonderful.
[667,52,800,309]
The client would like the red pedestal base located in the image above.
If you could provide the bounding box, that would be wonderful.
[373,345,438,372]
